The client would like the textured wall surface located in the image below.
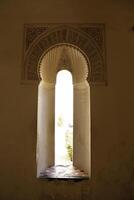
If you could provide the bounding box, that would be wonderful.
[0,0,134,199]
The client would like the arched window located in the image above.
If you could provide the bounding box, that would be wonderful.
[37,44,91,179]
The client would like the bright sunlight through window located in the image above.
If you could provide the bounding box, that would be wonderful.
[55,70,73,166]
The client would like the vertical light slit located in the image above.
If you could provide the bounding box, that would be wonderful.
[55,70,73,166]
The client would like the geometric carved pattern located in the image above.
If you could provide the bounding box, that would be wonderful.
[22,23,106,85]
[25,26,48,51]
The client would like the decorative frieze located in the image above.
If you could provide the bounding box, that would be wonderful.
[22,24,106,85]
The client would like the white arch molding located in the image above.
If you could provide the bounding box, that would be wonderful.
[37,44,91,178]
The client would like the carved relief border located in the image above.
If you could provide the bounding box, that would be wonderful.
[22,23,107,85]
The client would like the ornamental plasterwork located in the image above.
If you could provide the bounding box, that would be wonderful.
[22,23,106,85]
[57,47,72,70]
[40,45,88,84]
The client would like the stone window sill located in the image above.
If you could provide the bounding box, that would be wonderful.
[39,165,89,181]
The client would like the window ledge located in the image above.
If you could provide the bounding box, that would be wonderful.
[39,165,89,181]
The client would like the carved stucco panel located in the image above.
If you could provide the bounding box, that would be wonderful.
[22,24,106,85]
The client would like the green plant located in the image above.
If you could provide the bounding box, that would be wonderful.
[65,129,73,161]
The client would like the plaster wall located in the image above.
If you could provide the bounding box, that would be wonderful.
[0,0,134,199]
[37,81,55,177]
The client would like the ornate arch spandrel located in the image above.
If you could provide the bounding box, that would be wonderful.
[22,24,107,85]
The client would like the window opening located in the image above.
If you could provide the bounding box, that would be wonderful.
[37,45,90,180]
[55,70,73,166]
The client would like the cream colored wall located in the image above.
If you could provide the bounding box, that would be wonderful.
[37,81,55,177]
[73,81,91,175]
[0,0,134,199]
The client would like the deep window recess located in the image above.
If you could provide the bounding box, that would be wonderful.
[36,44,91,180]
